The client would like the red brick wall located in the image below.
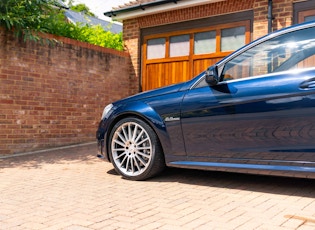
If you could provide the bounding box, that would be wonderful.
[273,0,293,30]
[0,27,133,155]
[253,0,270,39]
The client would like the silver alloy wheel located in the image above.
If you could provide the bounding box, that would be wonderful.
[111,121,153,177]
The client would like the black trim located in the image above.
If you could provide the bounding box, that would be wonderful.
[104,0,179,17]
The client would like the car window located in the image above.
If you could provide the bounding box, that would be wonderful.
[221,26,315,81]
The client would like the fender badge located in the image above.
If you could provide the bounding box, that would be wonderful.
[165,117,180,122]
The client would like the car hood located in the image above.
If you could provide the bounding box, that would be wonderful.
[113,82,189,105]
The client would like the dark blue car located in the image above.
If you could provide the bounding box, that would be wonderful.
[96,20,315,180]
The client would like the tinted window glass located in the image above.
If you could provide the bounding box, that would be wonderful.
[194,31,216,54]
[222,26,315,81]
[147,38,166,59]
[221,26,246,51]
[170,35,190,57]
[305,16,315,22]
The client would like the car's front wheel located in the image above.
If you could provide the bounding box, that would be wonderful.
[108,117,165,180]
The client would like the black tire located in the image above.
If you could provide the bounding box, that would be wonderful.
[108,117,165,180]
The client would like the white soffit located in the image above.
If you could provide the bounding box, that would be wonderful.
[113,0,226,21]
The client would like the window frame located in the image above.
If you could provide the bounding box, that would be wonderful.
[143,21,251,63]
[299,9,315,23]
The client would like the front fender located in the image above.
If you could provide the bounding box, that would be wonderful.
[103,101,171,161]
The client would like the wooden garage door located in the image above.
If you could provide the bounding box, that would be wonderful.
[142,21,251,91]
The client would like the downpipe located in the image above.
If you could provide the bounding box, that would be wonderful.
[267,0,274,33]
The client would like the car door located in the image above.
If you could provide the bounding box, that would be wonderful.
[181,25,315,165]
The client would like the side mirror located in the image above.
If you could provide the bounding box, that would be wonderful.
[205,65,219,86]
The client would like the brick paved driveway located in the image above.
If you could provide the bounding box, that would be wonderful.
[1,143,315,230]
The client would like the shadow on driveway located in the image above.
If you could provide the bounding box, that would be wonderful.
[150,167,315,198]
[0,142,97,170]
[107,166,315,199]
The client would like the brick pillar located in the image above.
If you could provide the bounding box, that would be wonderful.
[272,0,293,30]
[123,19,141,95]
[253,0,270,39]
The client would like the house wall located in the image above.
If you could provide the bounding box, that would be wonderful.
[253,0,293,39]
[123,0,297,91]
[0,28,133,155]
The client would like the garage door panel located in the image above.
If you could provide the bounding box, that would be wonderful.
[144,61,190,91]
[193,58,223,77]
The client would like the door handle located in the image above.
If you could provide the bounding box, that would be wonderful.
[300,78,315,89]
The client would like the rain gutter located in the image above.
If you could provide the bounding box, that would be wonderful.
[104,0,225,21]
[104,0,180,17]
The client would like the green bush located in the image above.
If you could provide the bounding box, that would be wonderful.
[0,0,123,51]
[70,3,95,17]
[0,0,56,41]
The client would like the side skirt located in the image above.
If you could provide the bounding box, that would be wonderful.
[168,161,315,179]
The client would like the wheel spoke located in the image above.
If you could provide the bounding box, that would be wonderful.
[134,157,141,171]
[134,130,144,143]
[114,139,125,147]
[117,132,126,143]
[128,123,132,140]
[137,137,149,146]
[130,158,135,173]
[131,124,138,142]
[135,154,147,166]
[115,151,127,161]
[137,146,151,151]
[125,157,130,171]
[113,147,125,151]
[122,126,128,142]
[136,150,150,159]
